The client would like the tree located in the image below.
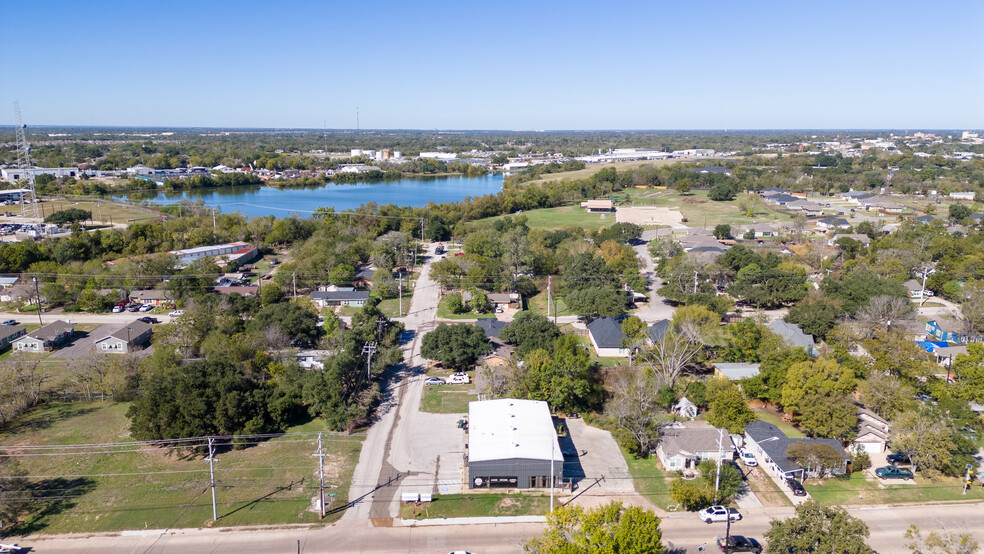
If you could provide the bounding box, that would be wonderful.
[709,182,737,201]
[712,223,732,239]
[674,177,693,194]
[861,331,934,382]
[672,304,721,344]
[596,222,643,244]
[852,295,916,335]
[786,441,849,477]
[764,500,872,553]
[669,459,744,510]
[470,289,491,313]
[260,282,283,306]
[721,320,763,362]
[949,203,972,222]
[706,383,756,433]
[729,265,808,309]
[952,343,984,402]
[420,323,489,370]
[959,280,984,336]
[524,501,666,554]
[796,393,858,440]
[445,292,466,314]
[905,524,980,554]
[821,271,907,313]
[786,295,841,341]
[638,331,702,389]
[857,371,915,419]
[607,371,666,456]
[500,312,561,358]
[890,410,955,475]
[44,208,92,225]
[781,358,856,414]
[249,301,321,345]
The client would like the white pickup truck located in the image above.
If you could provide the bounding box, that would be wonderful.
[698,505,742,524]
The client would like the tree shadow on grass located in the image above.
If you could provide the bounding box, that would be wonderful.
[1,403,98,435]
[7,476,97,536]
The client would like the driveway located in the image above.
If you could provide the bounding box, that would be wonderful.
[631,231,676,324]
[48,323,121,359]
[564,418,651,510]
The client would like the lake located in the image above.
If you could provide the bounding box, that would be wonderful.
[120,174,504,218]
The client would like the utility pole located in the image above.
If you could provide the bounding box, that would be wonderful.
[693,270,699,295]
[212,208,217,233]
[292,272,297,299]
[550,435,555,512]
[713,428,724,504]
[547,275,553,324]
[313,433,327,518]
[398,272,403,316]
[206,437,220,522]
[33,276,42,326]
[362,342,377,380]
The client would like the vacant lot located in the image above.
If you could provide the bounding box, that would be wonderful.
[616,206,686,228]
[398,492,549,519]
[420,384,474,414]
[39,198,162,224]
[0,402,364,534]
[522,158,712,186]
[481,205,615,231]
[805,472,974,505]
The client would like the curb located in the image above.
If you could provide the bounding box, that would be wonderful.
[399,515,547,527]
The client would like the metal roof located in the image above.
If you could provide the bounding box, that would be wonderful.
[713,363,761,380]
[468,399,562,463]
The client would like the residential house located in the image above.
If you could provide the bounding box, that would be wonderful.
[483,343,514,369]
[841,190,874,203]
[476,318,508,340]
[213,285,259,296]
[0,283,38,305]
[0,276,19,287]
[767,320,817,356]
[672,397,699,420]
[656,421,733,471]
[850,407,890,454]
[743,420,848,481]
[582,199,614,213]
[712,362,761,380]
[0,325,27,351]
[130,289,170,306]
[13,320,74,352]
[94,321,153,354]
[865,197,906,214]
[740,224,779,238]
[759,187,791,197]
[932,344,967,367]
[915,215,938,224]
[354,267,376,288]
[488,292,522,310]
[765,194,800,207]
[827,233,871,248]
[903,279,930,299]
[816,217,850,231]
[926,319,978,344]
[295,349,332,370]
[788,201,825,217]
[648,319,671,345]
[587,317,629,357]
[310,290,370,308]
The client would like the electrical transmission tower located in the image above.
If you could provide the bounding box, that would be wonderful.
[13,102,40,220]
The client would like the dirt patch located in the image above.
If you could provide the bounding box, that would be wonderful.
[616,206,686,229]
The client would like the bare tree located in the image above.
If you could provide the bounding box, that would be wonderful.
[477,361,511,400]
[637,331,702,389]
[904,523,980,554]
[606,371,667,456]
[66,352,103,401]
[852,295,916,335]
[959,280,984,336]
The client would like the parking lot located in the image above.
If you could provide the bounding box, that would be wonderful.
[48,323,122,359]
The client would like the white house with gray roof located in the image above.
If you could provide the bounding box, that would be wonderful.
[768,320,817,356]
[13,320,74,352]
[94,321,153,353]
[587,317,629,357]
[656,421,733,471]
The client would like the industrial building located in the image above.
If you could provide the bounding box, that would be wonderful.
[0,167,82,181]
[467,399,563,489]
[168,242,258,266]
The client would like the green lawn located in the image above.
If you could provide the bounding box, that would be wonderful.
[0,402,364,534]
[527,290,573,318]
[617,190,790,228]
[399,492,550,519]
[753,410,805,438]
[805,472,978,505]
[481,205,616,231]
[620,446,674,509]
[420,384,474,414]
[38,197,162,224]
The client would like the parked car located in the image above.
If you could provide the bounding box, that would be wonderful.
[698,505,742,524]
[787,478,806,496]
[1,320,17,326]
[886,452,910,465]
[112,305,124,313]
[446,372,471,384]
[168,310,184,317]
[716,535,763,553]
[138,304,153,312]
[424,377,446,386]
[875,465,914,480]
[137,316,159,324]
[740,451,758,467]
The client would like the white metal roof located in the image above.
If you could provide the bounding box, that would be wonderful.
[468,399,563,463]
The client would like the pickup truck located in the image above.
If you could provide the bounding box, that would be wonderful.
[875,465,914,480]
[716,535,763,553]
[698,505,742,523]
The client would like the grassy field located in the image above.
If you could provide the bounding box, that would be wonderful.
[753,409,805,438]
[39,198,162,224]
[522,158,710,186]
[398,492,550,519]
[620,446,674,509]
[527,290,573,318]
[420,384,474,414]
[618,189,790,228]
[805,472,978,505]
[482,205,616,231]
[436,296,496,319]
[0,402,364,534]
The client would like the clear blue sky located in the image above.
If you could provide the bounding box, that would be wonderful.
[3,0,982,129]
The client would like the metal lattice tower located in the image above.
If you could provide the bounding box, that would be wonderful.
[13,101,41,220]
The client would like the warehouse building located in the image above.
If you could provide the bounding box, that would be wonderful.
[467,399,563,489]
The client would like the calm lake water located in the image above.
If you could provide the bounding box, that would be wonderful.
[121,174,504,218]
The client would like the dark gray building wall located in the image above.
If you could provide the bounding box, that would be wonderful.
[468,457,562,489]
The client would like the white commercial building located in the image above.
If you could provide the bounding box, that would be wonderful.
[467,399,563,489]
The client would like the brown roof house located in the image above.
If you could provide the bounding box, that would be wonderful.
[13,320,74,352]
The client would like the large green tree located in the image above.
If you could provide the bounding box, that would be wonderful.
[499,312,561,358]
[764,500,872,553]
[706,383,756,433]
[421,323,489,370]
[525,501,666,554]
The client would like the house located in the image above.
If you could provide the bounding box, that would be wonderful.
[767,320,817,356]
[712,362,761,380]
[850,407,890,454]
[587,317,629,357]
[0,276,19,287]
[744,420,848,481]
[656,421,733,471]
[841,190,874,203]
[13,320,74,352]
[488,292,522,310]
[94,321,153,354]
[926,319,978,344]
[213,285,259,296]
[467,399,563,489]
[672,397,699,420]
[828,233,871,248]
[903,279,930,299]
[354,267,376,288]
[759,187,791,197]
[766,194,800,206]
[0,325,27,351]
[816,217,850,230]
[0,284,38,305]
[915,215,938,224]
[130,289,170,306]
[295,349,332,370]
[476,318,508,340]
[740,224,778,238]
[648,319,671,344]
[582,199,614,213]
[310,290,370,308]
[864,197,906,214]
[788,201,825,217]
[483,344,513,368]
[932,344,967,367]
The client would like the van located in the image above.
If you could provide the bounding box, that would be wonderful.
[446,373,470,384]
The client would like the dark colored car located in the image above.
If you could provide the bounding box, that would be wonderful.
[787,478,806,496]
[875,465,914,479]
[717,535,763,553]
[1,320,17,326]
[886,452,910,465]
[137,316,159,324]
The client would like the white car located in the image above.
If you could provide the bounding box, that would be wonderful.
[112,305,124,313]
[138,304,153,312]
[168,310,184,317]
[740,451,758,467]
[698,505,742,524]
[446,372,470,384]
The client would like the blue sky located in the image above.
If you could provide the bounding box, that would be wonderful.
[2,0,982,129]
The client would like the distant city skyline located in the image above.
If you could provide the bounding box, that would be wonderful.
[3,0,983,129]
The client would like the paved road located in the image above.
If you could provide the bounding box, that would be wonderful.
[632,230,676,324]
[0,311,173,326]
[18,502,984,553]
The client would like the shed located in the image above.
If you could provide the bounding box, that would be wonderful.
[712,362,761,380]
[467,399,563,489]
